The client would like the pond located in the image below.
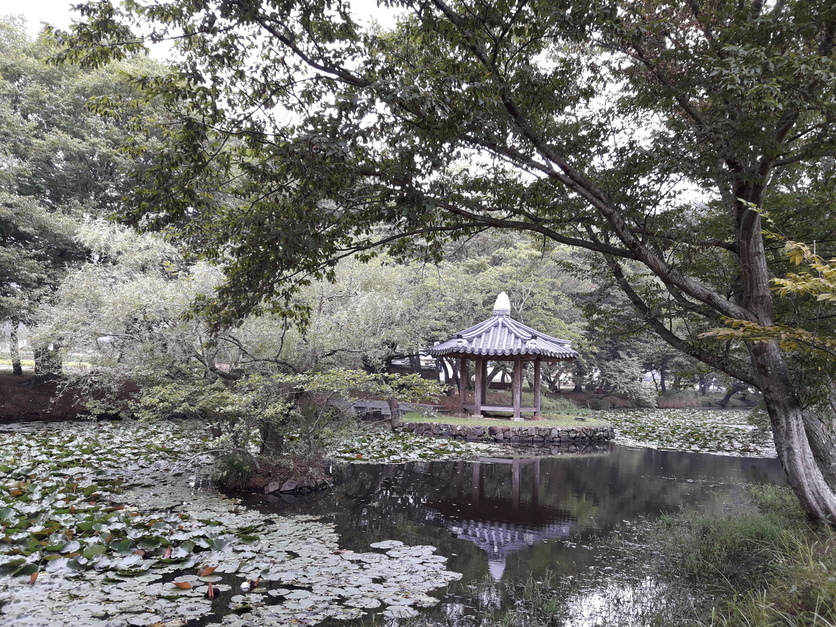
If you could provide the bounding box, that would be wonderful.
[246,444,786,625]
[0,417,785,626]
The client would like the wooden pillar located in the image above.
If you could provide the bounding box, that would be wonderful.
[473,357,483,417]
[458,356,467,414]
[533,359,542,418]
[480,359,489,403]
[512,356,522,421]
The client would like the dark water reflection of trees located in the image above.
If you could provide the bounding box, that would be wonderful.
[245,445,785,624]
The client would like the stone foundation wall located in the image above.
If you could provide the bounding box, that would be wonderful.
[398,421,614,444]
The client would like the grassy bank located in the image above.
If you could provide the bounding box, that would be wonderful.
[666,485,836,626]
[400,412,605,429]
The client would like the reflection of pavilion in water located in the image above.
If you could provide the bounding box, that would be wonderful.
[423,457,575,580]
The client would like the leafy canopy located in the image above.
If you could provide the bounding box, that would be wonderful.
[49,0,836,389]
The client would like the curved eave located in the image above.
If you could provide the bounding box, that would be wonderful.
[427,314,579,361]
[427,346,579,360]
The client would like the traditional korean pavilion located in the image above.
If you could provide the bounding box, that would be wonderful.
[427,293,579,420]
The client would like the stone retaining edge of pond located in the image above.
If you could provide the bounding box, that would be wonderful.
[397,421,614,443]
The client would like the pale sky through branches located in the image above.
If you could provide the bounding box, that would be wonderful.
[5,0,396,42]
[3,0,74,38]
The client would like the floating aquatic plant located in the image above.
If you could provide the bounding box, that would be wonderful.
[604,409,775,457]
[0,421,461,626]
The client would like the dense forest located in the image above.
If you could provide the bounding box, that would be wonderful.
[1,18,719,416]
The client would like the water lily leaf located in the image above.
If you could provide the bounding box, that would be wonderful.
[61,540,81,554]
[110,539,134,554]
[83,544,108,559]
[137,537,162,550]
[117,568,147,577]
[66,557,88,571]
[208,537,231,552]
[15,562,39,577]
[0,559,25,575]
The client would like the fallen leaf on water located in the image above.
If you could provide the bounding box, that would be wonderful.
[173,581,192,590]
[199,566,217,577]
[28,572,39,585]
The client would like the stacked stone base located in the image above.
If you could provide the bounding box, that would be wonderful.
[398,421,614,445]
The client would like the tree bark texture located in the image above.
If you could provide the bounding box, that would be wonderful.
[750,342,836,522]
[9,321,22,376]
[736,204,836,522]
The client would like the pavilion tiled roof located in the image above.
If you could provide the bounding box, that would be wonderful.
[427,293,579,361]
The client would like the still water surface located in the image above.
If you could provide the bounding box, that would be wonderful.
[246,444,785,624]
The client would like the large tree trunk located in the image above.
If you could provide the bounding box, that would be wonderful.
[9,321,22,376]
[718,381,747,408]
[659,357,668,394]
[408,354,421,374]
[751,341,836,522]
[802,411,836,493]
[573,361,587,393]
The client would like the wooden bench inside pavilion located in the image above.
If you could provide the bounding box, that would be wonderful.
[427,293,579,421]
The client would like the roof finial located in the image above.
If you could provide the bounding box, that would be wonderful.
[493,292,511,316]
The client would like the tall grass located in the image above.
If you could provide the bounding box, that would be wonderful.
[654,484,836,626]
[709,521,836,626]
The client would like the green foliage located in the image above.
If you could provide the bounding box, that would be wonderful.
[0,18,166,331]
[586,398,612,410]
[671,512,790,587]
[0,194,82,321]
[539,394,584,414]
[135,369,443,460]
[657,486,797,587]
[211,451,256,491]
[596,351,657,408]
[48,0,836,342]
